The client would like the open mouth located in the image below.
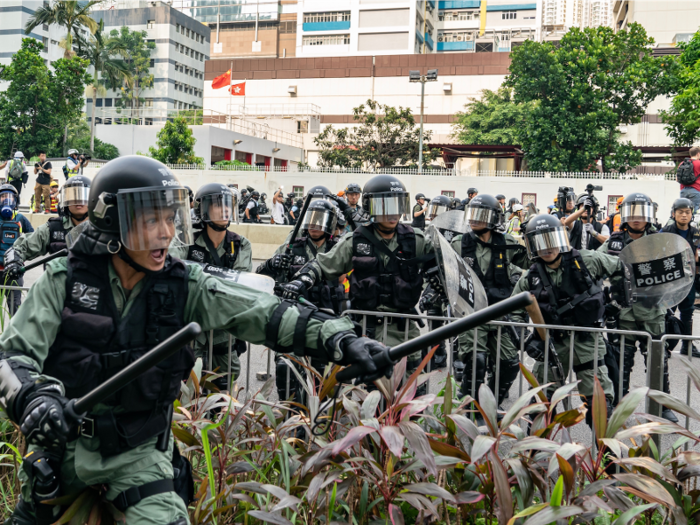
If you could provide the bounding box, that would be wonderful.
[150,249,166,264]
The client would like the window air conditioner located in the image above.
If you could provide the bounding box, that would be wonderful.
[457,36,463,41]
[438,36,443,42]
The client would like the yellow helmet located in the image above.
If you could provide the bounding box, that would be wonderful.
[50,180,58,187]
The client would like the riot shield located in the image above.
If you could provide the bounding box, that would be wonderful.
[619,233,695,309]
[429,209,469,244]
[425,225,488,317]
[183,261,276,295]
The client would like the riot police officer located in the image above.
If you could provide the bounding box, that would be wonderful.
[169,183,253,390]
[426,195,451,221]
[563,194,609,251]
[0,184,33,315]
[450,197,464,211]
[412,193,427,229]
[553,187,576,220]
[0,156,392,525]
[512,214,630,426]
[450,195,528,405]
[598,193,678,422]
[496,194,506,213]
[243,190,261,223]
[284,174,435,389]
[342,183,364,233]
[7,176,91,277]
[463,188,478,208]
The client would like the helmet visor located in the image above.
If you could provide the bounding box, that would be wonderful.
[620,202,654,224]
[61,185,90,207]
[464,206,499,230]
[301,208,337,235]
[0,193,16,208]
[201,193,236,224]
[117,188,193,251]
[525,228,571,259]
[426,203,449,220]
[367,193,410,222]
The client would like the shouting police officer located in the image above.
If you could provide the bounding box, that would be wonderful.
[0,156,392,525]
[169,183,253,391]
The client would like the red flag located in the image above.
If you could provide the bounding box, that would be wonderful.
[212,69,231,89]
[229,82,246,96]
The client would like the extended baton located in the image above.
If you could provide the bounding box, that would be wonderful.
[336,292,533,383]
[67,322,202,416]
[286,193,312,254]
[22,248,68,273]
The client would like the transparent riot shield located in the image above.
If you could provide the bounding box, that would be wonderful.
[184,261,276,295]
[429,209,469,244]
[619,232,695,309]
[426,225,488,317]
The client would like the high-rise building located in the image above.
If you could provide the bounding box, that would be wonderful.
[613,0,700,46]
[542,0,613,42]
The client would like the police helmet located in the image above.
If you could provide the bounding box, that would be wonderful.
[426,195,452,220]
[335,207,347,231]
[0,184,18,219]
[557,187,576,211]
[619,193,654,226]
[308,185,332,202]
[464,194,503,231]
[261,192,267,200]
[524,213,572,260]
[251,190,260,198]
[240,188,248,196]
[362,174,410,222]
[194,182,237,227]
[60,175,91,217]
[467,187,478,197]
[450,197,463,210]
[301,199,338,237]
[672,198,693,213]
[286,192,295,200]
[415,192,426,202]
[346,183,362,195]
[88,155,193,251]
[495,194,506,201]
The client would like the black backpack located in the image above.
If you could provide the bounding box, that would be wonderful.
[677,158,697,185]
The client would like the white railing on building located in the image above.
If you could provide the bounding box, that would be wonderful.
[227,103,322,119]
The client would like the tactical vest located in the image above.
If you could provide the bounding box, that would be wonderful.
[0,216,21,260]
[349,224,423,311]
[247,200,259,221]
[606,229,655,257]
[528,249,605,328]
[43,253,194,455]
[411,204,425,229]
[569,220,605,251]
[288,236,344,312]
[186,230,241,269]
[46,217,69,254]
[461,231,514,305]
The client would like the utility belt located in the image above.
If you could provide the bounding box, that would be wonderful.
[572,359,605,374]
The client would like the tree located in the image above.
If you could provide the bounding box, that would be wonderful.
[451,87,530,145]
[108,27,155,117]
[24,0,100,58]
[148,117,203,164]
[0,39,91,158]
[314,99,438,169]
[58,120,119,160]
[76,20,131,153]
[506,24,678,173]
[660,30,700,147]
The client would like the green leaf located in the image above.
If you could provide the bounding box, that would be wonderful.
[611,503,658,525]
[521,506,584,525]
[550,476,564,507]
[605,387,648,438]
[592,376,607,440]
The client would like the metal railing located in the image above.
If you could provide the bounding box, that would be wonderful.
[227,103,322,119]
[473,169,668,180]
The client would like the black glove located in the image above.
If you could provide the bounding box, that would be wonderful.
[335,334,394,384]
[425,266,444,297]
[329,194,349,213]
[4,249,23,281]
[282,274,314,300]
[583,197,594,209]
[509,272,522,286]
[604,302,621,320]
[524,333,546,361]
[419,289,437,313]
[270,253,292,271]
[20,389,72,449]
[234,339,247,356]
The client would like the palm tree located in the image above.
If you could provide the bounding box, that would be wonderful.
[76,21,132,152]
[25,0,100,58]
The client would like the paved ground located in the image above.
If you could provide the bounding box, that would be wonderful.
[17,259,700,452]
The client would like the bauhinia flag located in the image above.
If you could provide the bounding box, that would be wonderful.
[229,82,246,96]
[212,69,231,89]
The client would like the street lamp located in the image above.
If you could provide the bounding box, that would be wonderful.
[409,69,438,174]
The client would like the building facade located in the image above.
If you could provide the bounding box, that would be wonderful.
[542,0,613,41]
[88,0,210,119]
[613,0,700,46]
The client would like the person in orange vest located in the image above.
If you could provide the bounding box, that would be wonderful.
[604,196,623,232]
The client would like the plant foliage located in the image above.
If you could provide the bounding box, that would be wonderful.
[148,117,203,165]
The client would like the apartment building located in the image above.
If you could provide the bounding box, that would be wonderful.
[87,1,210,119]
[542,0,613,41]
[613,0,700,46]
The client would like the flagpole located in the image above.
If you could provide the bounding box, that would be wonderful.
[229,61,233,126]
[243,77,247,114]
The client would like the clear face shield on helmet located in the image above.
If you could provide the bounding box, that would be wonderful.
[61,185,90,207]
[367,193,410,222]
[201,193,237,224]
[525,227,572,260]
[0,192,16,220]
[464,205,499,230]
[301,207,337,236]
[116,187,194,251]
[620,202,654,224]
[426,202,449,221]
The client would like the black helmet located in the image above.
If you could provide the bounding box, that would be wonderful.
[557,187,576,212]
[194,182,237,229]
[346,183,362,194]
[464,194,503,231]
[0,184,18,220]
[240,188,248,196]
[672,198,693,212]
[308,185,332,201]
[251,190,260,198]
[619,193,654,226]
[495,194,506,201]
[576,193,600,215]
[261,192,267,199]
[287,192,295,200]
[467,188,478,196]
[88,155,193,251]
[415,193,426,201]
[362,174,410,222]
[301,199,337,237]
[451,197,463,210]
[184,185,194,202]
[60,175,91,218]
[524,213,571,260]
[426,195,451,220]
[508,197,520,208]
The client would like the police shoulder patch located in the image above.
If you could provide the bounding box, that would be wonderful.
[356,243,371,256]
[610,241,624,251]
[71,282,100,310]
[190,249,206,262]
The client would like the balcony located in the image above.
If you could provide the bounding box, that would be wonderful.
[425,32,434,49]
[437,41,474,51]
[439,0,480,8]
[302,20,351,31]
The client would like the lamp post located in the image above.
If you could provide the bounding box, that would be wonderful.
[409,69,438,174]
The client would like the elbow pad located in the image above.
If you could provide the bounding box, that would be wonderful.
[294,261,320,285]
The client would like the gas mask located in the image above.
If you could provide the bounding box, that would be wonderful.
[0,193,16,220]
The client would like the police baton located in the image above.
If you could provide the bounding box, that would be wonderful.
[22,248,68,273]
[286,194,312,254]
[336,292,533,383]
[66,323,202,418]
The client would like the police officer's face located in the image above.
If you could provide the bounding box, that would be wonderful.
[674,207,693,226]
[125,208,177,271]
[539,248,560,263]
[347,192,360,206]
[629,219,647,231]
[69,204,87,217]
[378,218,399,230]
[309,227,325,240]
[208,201,231,227]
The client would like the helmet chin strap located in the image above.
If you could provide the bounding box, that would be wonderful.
[624,223,647,235]
[374,222,397,235]
[541,251,563,267]
[117,248,165,276]
[206,220,230,232]
[69,212,88,222]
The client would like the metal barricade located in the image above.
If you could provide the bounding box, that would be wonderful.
[205,329,253,399]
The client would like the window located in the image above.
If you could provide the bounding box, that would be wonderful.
[476,42,493,52]
[441,191,455,198]
[150,59,155,68]
[502,11,517,20]
[280,20,297,33]
[190,69,194,76]
[607,195,622,216]
[96,98,103,107]
[303,11,350,23]
[302,34,350,46]
[144,98,153,108]
[42,24,49,31]
[51,39,58,45]
[293,186,304,199]
[522,193,537,208]
[186,28,190,37]
[105,98,113,107]
[438,31,475,42]
[147,19,155,29]
[185,47,190,56]
[42,37,48,47]
[439,10,479,21]
[176,23,181,33]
